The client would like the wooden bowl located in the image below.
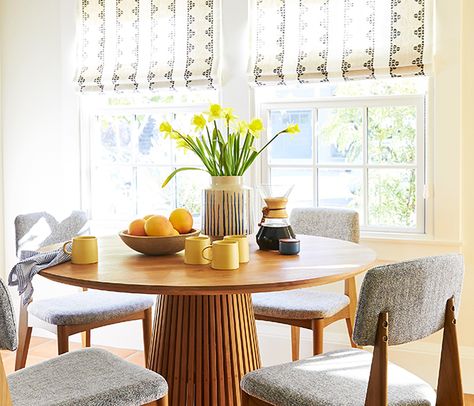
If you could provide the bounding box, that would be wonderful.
[119,229,200,256]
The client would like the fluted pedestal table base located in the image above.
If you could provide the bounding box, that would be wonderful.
[148,294,261,406]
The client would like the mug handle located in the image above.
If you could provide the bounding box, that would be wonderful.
[63,240,72,255]
[201,245,212,261]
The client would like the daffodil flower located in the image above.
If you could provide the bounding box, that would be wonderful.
[176,138,190,151]
[192,114,207,131]
[159,121,173,134]
[206,103,223,122]
[235,120,249,135]
[161,104,297,186]
[223,107,237,123]
[285,123,300,134]
[248,118,264,136]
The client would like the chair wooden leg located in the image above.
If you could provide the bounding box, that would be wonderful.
[156,394,168,405]
[436,298,464,406]
[81,330,91,348]
[241,390,273,406]
[345,316,357,348]
[365,312,388,406]
[291,325,300,361]
[345,277,359,348]
[241,390,250,406]
[312,319,324,355]
[15,303,32,370]
[143,395,168,405]
[57,326,70,355]
[1,353,13,405]
[142,307,153,366]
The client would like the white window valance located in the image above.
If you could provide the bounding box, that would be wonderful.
[249,0,432,85]
[76,0,220,92]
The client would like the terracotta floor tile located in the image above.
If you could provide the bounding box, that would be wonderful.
[125,351,146,367]
[3,355,48,375]
[28,339,82,358]
[29,336,51,349]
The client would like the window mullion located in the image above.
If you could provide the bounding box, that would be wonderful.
[313,108,318,207]
[363,106,369,227]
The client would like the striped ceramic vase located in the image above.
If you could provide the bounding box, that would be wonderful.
[202,176,254,239]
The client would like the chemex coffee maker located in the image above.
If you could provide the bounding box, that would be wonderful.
[256,185,296,250]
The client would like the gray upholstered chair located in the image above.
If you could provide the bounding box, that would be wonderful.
[13,211,155,370]
[252,207,360,360]
[0,277,168,406]
[241,254,464,405]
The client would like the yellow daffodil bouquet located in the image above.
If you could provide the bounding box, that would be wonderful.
[159,104,300,187]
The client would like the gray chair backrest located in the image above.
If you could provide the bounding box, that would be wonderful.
[0,278,17,351]
[290,207,360,243]
[15,211,89,257]
[353,254,464,346]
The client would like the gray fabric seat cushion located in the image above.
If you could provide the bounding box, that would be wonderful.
[28,291,155,325]
[252,289,350,319]
[0,278,17,351]
[241,348,435,406]
[8,348,167,406]
[290,208,360,243]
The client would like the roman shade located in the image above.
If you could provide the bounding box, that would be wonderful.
[249,0,432,85]
[76,0,220,92]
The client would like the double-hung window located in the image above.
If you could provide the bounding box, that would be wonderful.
[257,78,427,234]
[249,0,432,235]
[80,92,215,230]
[75,0,220,231]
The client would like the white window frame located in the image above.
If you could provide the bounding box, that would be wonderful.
[79,97,214,228]
[258,94,426,234]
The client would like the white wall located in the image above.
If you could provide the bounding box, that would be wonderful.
[1,0,81,271]
[0,0,82,307]
[0,0,472,394]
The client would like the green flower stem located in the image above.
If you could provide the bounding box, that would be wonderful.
[206,126,217,170]
[257,130,286,155]
[160,112,298,188]
[161,167,206,188]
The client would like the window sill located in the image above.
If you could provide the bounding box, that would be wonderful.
[360,232,462,260]
[361,231,461,247]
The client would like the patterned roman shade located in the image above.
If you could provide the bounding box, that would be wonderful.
[249,0,432,85]
[76,0,220,92]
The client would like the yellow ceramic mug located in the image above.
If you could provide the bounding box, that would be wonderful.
[202,240,239,270]
[185,236,211,265]
[63,236,98,265]
[223,235,250,263]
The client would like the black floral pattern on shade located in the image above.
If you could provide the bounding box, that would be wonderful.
[77,0,218,92]
[251,0,428,85]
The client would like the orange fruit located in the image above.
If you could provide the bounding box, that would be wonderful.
[170,228,180,236]
[128,219,147,236]
[143,214,155,221]
[144,215,174,236]
[169,208,193,234]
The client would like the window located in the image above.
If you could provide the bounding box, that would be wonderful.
[80,91,216,232]
[257,78,427,234]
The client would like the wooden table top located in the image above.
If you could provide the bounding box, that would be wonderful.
[39,235,377,295]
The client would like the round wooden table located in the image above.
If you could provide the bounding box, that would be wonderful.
[40,235,376,406]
